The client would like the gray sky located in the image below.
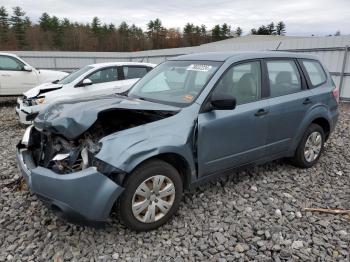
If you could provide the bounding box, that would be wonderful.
[2,0,350,36]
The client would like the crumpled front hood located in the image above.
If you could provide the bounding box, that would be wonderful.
[23,82,63,98]
[34,95,180,140]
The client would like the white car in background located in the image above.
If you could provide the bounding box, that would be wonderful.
[16,62,155,124]
[0,53,68,95]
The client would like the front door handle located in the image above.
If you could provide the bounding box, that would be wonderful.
[303,98,312,105]
[255,108,269,117]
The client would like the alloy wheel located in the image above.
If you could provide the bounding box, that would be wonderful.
[131,175,176,223]
[304,131,322,162]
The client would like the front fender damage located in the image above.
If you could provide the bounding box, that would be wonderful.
[94,115,197,179]
[30,96,182,179]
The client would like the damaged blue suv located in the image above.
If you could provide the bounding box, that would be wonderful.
[17,52,339,231]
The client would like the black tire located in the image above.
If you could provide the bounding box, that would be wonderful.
[119,159,183,231]
[291,123,325,168]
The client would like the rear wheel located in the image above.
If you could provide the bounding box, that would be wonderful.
[292,124,325,168]
[119,160,183,231]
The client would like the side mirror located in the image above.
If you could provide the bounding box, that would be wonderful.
[210,92,236,111]
[81,78,93,86]
[23,65,32,72]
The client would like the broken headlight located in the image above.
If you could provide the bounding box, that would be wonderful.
[35,97,46,105]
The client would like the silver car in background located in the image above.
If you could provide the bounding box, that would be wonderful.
[16,62,155,124]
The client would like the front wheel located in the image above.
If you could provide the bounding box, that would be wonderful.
[292,123,325,168]
[119,160,183,231]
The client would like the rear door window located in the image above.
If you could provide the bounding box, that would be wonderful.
[266,60,302,97]
[88,67,118,84]
[302,60,327,87]
[123,66,148,79]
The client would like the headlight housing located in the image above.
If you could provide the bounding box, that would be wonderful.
[35,97,45,104]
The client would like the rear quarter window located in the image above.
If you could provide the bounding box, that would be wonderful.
[302,60,327,87]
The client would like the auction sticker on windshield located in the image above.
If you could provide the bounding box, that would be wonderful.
[183,94,194,102]
[187,64,212,72]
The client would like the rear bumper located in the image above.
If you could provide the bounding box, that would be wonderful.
[16,143,124,224]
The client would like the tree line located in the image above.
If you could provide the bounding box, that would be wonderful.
[0,6,287,52]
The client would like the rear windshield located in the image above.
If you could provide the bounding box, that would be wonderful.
[302,60,327,87]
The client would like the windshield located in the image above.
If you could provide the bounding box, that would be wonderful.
[128,60,222,107]
[57,66,94,85]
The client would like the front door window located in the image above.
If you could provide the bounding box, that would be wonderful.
[0,56,24,71]
[212,61,261,105]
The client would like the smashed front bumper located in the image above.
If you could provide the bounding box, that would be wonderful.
[16,141,124,224]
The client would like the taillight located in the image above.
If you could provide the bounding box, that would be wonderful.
[332,85,340,104]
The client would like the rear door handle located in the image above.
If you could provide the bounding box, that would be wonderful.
[303,98,312,105]
[255,108,269,117]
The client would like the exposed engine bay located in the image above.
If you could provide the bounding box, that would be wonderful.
[29,109,176,174]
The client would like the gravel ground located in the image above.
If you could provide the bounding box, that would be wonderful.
[0,104,349,262]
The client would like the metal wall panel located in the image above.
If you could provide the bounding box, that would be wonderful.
[345,51,350,72]
[341,77,350,99]
[55,57,95,70]
[3,35,350,98]
[331,75,341,87]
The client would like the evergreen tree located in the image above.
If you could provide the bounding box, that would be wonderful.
[130,24,143,39]
[257,25,270,35]
[24,16,31,27]
[118,21,129,35]
[235,27,242,37]
[194,26,201,35]
[211,24,221,41]
[0,6,9,43]
[51,16,63,48]
[147,18,164,49]
[108,23,116,32]
[0,5,291,51]
[276,21,286,35]
[200,24,206,36]
[251,28,257,35]
[183,23,194,45]
[267,22,276,35]
[61,18,72,29]
[147,20,154,36]
[251,21,285,36]
[221,23,231,38]
[184,23,194,35]
[91,17,101,34]
[50,16,60,31]
[10,6,27,48]
[39,12,51,31]
[153,18,162,32]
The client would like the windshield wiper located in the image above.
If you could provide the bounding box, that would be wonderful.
[137,97,150,101]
